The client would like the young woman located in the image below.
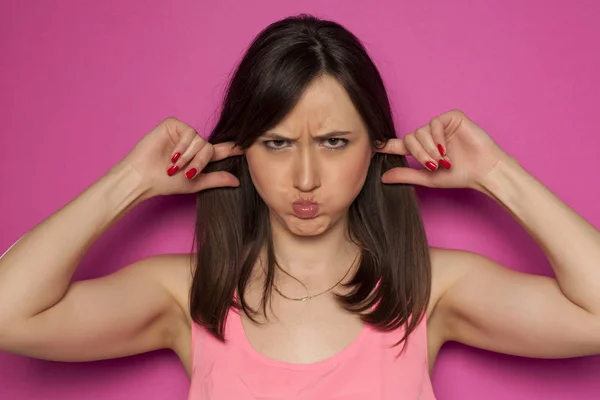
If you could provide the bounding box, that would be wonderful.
[1,14,599,400]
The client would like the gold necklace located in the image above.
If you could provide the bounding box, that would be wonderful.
[272,252,360,302]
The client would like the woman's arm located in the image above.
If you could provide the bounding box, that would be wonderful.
[433,156,600,358]
[376,109,600,358]
[0,117,241,362]
[0,163,148,322]
[0,163,187,361]
[481,157,600,314]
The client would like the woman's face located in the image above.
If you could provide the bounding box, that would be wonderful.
[245,74,373,236]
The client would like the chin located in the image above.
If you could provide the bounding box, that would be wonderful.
[280,215,331,237]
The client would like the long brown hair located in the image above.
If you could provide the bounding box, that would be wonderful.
[189,14,431,351]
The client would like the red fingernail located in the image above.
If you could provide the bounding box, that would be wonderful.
[171,152,181,163]
[437,144,446,157]
[185,168,197,179]
[167,165,180,176]
[425,161,437,171]
[439,159,452,169]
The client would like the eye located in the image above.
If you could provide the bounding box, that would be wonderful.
[264,139,290,151]
[323,138,349,150]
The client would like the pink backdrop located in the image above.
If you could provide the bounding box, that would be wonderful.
[1,0,599,399]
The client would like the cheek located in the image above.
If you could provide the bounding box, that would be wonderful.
[325,151,371,201]
[245,150,285,202]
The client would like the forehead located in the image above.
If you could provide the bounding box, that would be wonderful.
[271,74,367,134]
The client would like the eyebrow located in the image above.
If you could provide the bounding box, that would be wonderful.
[262,131,353,140]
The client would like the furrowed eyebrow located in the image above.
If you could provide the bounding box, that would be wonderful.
[262,131,353,140]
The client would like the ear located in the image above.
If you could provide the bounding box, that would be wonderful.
[372,140,385,157]
[371,141,383,158]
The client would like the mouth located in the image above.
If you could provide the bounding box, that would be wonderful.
[292,199,319,219]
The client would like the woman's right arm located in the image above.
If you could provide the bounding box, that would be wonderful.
[0,117,242,362]
[0,163,185,361]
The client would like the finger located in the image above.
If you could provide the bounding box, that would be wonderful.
[403,134,438,172]
[381,167,435,187]
[162,118,200,163]
[374,138,409,155]
[166,135,207,176]
[194,171,240,191]
[181,142,215,179]
[180,135,208,165]
[431,109,466,139]
[211,142,244,162]
[415,126,452,169]
[429,117,447,158]
[429,117,452,169]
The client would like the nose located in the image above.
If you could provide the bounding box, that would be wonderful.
[292,146,321,193]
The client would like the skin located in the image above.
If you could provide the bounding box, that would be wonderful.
[167,77,600,377]
[244,74,372,283]
[3,74,600,387]
[237,75,382,366]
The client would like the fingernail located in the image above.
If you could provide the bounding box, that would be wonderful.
[185,168,197,179]
[167,165,180,176]
[437,144,446,157]
[439,159,452,169]
[425,161,437,171]
[171,152,181,163]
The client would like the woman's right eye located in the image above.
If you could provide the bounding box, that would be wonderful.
[264,140,289,151]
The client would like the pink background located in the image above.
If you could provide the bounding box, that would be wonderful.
[1,0,599,399]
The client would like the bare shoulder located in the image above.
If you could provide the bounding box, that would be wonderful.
[148,252,196,371]
[149,252,195,318]
[425,246,473,348]
[152,252,197,375]
[427,246,472,315]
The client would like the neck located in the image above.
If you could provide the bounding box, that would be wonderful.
[262,213,360,292]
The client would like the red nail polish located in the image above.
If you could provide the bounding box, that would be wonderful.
[439,159,452,169]
[425,161,437,171]
[171,152,181,163]
[185,168,197,179]
[167,165,180,176]
[437,144,446,157]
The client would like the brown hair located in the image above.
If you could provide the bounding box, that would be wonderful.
[189,14,431,351]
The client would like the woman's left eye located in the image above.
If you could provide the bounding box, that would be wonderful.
[323,138,349,149]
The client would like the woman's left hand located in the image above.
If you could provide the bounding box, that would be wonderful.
[377,109,512,191]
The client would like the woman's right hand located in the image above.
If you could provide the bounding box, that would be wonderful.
[121,117,243,198]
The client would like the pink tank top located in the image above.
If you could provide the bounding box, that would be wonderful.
[188,306,436,399]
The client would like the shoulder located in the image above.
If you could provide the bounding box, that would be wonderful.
[425,246,474,339]
[148,253,195,317]
[428,246,477,307]
[138,252,195,350]
[135,253,197,371]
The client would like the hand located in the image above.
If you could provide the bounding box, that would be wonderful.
[120,117,243,198]
[377,109,511,191]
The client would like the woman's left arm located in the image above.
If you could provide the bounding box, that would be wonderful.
[379,109,600,358]
[480,152,600,316]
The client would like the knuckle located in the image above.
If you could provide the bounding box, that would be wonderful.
[182,138,206,160]
[404,133,417,144]
[415,127,429,137]
[205,142,215,155]
[162,116,179,125]
[177,139,200,165]
[196,144,214,164]
[183,126,197,138]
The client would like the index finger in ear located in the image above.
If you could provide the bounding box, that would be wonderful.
[211,142,244,161]
[374,138,409,155]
